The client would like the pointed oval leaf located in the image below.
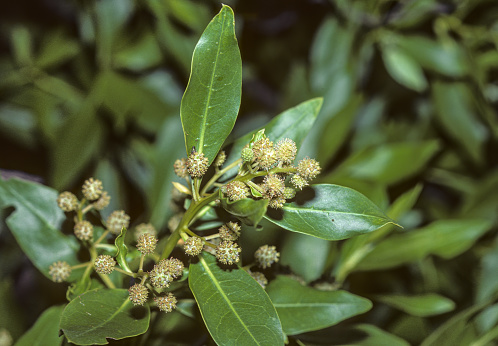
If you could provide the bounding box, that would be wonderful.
[265,184,396,241]
[180,5,242,164]
[381,44,427,92]
[115,227,132,273]
[189,253,284,346]
[376,294,455,317]
[220,195,268,227]
[266,276,372,335]
[15,305,65,346]
[60,288,150,345]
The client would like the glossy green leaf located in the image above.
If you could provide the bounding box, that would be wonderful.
[265,184,396,241]
[0,178,81,281]
[180,5,242,164]
[376,294,455,317]
[220,195,268,228]
[382,44,427,92]
[189,253,284,345]
[60,289,150,345]
[35,30,79,69]
[67,277,103,301]
[354,324,410,346]
[15,305,65,346]
[357,219,493,271]
[223,98,322,179]
[477,238,498,303]
[266,276,372,335]
[115,227,132,273]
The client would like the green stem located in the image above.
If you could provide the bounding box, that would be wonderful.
[94,230,110,246]
[201,158,242,195]
[99,273,116,289]
[114,267,136,278]
[71,262,92,270]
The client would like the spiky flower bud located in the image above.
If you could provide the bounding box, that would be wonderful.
[135,223,158,240]
[74,220,94,241]
[219,221,241,241]
[93,191,110,211]
[187,150,209,178]
[249,271,268,288]
[57,192,78,212]
[290,174,308,190]
[275,138,297,164]
[258,147,278,171]
[128,283,149,306]
[297,158,321,181]
[154,293,177,313]
[214,150,226,167]
[184,236,204,256]
[225,181,250,201]
[174,158,189,178]
[82,178,103,201]
[137,233,157,255]
[252,137,273,160]
[268,196,286,209]
[263,174,285,199]
[149,263,173,288]
[106,210,130,235]
[216,240,241,265]
[283,187,296,200]
[162,258,184,278]
[241,146,254,162]
[94,255,116,274]
[49,261,72,282]
[255,245,280,269]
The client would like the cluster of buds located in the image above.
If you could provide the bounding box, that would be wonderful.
[149,258,184,289]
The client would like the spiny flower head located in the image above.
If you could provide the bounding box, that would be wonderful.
[94,255,116,274]
[255,245,280,269]
[297,157,321,181]
[137,233,158,255]
[173,158,188,178]
[241,146,254,162]
[149,263,173,288]
[82,178,103,201]
[268,196,286,209]
[225,181,250,201]
[216,240,241,265]
[57,192,78,212]
[135,223,158,240]
[49,261,72,282]
[214,150,226,167]
[290,174,308,190]
[154,293,177,313]
[252,137,273,160]
[93,191,110,211]
[74,220,93,241]
[263,173,285,199]
[219,221,241,241]
[184,236,204,256]
[128,283,149,306]
[187,150,209,178]
[161,258,184,278]
[275,138,297,164]
[106,210,130,235]
[249,271,268,289]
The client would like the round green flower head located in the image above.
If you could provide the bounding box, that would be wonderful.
[74,220,93,241]
[57,191,78,212]
[154,293,177,313]
[49,261,72,282]
[135,223,158,240]
[219,221,241,241]
[268,196,286,209]
[82,177,103,201]
[106,210,130,235]
[297,157,321,181]
[249,271,268,289]
[94,255,116,274]
[187,150,209,178]
[184,236,204,256]
[275,138,297,164]
[241,146,253,162]
[255,245,280,269]
[149,263,173,288]
[128,283,148,306]
[93,191,110,211]
[225,181,250,201]
[162,258,184,278]
[173,158,188,178]
[216,240,241,265]
[283,187,296,200]
[290,174,308,190]
[137,233,158,255]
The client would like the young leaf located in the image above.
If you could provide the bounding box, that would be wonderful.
[220,195,268,227]
[0,177,82,281]
[189,253,284,345]
[266,276,372,335]
[60,288,150,345]
[375,294,455,317]
[115,227,132,273]
[180,5,242,164]
[265,184,396,241]
[15,305,65,346]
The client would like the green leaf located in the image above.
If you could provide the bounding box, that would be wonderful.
[115,227,132,273]
[220,195,269,228]
[354,324,411,346]
[357,219,493,271]
[266,276,372,335]
[265,184,396,241]
[189,253,284,345]
[60,289,150,345]
[15,305,65,346]
[381,44,427,92]
[376,294,455,317]
[180,5,242,164]
[0,178,81,281]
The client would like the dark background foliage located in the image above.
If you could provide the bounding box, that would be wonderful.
[1,0,497,345]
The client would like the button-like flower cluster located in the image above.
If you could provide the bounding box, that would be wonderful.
[174,158,189,178]
[106,210,130,235]
[93,191,110,210]
[216,240,241,265]
[136,233,158,255]
[128,283,148,306]
[57,192,78,212]
[254,245,280,269]
[135,223,157,240]
[225,181,250,201]
[154,293,177,313]
[249,271,268,289]
[184,236,204,256]
[219,221,241,241]
[49,261,72,282]
[74,220,93,241]
[149,258,184,288]
[94,255,116,274]
[187,150,209,178]
[82,178,103,201]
